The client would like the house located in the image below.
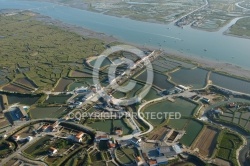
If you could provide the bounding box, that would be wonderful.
[12,135,20,141]
[213,109,223,115]
[115,127,123,136]
[156,156,168,165]
[130,136,141,145]
[108,140,116,148]
[228,103,236,108]
[157,146,177,158]
[172,144,182,154]
[202,97,210,103]
[49,147,58,154]
[74,132,85,142]
[135,156,144,166]
[26,136,33,142]
[148,160,157,166]
[41,125,49,131]
[177,85,189,91]
[95,135,109,142]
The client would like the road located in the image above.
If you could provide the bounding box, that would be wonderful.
[0,133,47,165]
[235,1,250,11]
[173,0,208,23]
[115,90,196,140]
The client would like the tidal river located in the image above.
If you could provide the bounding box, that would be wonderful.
[1,0,250,68]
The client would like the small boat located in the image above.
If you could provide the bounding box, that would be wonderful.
[204,49,207,51]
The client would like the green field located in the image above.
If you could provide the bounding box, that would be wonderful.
[44,94,72,104]
[24,135,53,155]
[87,119,132,135]
[24,136,76,165]
[0,12,105,91]
[167,118,189,130]
[115,147,138,165]
[210,99,250,132]
[142,88,159,101]
[179,120,203,146]
[29,106,68,119]
[67,82,86,91]
[228,17,250,38]
[6,94,41,105]
[216,132,243,165]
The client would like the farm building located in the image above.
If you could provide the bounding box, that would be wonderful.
[177,85,189,91]
[4,106,28,124]
[49,147,58,154]
[157,146,177,158]
[135,156,144,166]
[74,131,85,142]
[148,160,157,166]
[156,156,168,165]
[130,136,142,146]
[95,135,109,142]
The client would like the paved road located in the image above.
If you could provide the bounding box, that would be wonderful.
[173,0,208,23]
[115,91,196,141]
[0,133,45,165]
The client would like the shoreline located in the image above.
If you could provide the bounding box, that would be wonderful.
[3,9,250,81]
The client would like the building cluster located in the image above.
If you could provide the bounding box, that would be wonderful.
[162,85,189,95]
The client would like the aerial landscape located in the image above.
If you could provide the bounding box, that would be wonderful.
[1,0,250,166]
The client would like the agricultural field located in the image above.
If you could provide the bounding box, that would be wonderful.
[15,77,38,89]
[89,56,112,69]
[67,82,86,91]
[86,119,133,135]
[211,100,250,132]
[44,94,72,104]
[2,83,32,94]
[216,132,243,166]
[5,93,41,105]
[0,112,10,129]
[14,123,41,138]
[0,12,105,91]
[64,150,88,166]
[191,126,219,157]
[29,106,68,119]
[115,147,138,165]
[53,78,74,92]
[23,136,79,165]
[179,120,203,147]
[0,140,15,157]
[68,70,92,78]
[143,98,198,126]
[23,135,53,156]
[170,68,208,89]
[167,118,189,130]
[89,150,106,166]
[152,56,182,72]
[148,125,170,141]
[227,17,250,38]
